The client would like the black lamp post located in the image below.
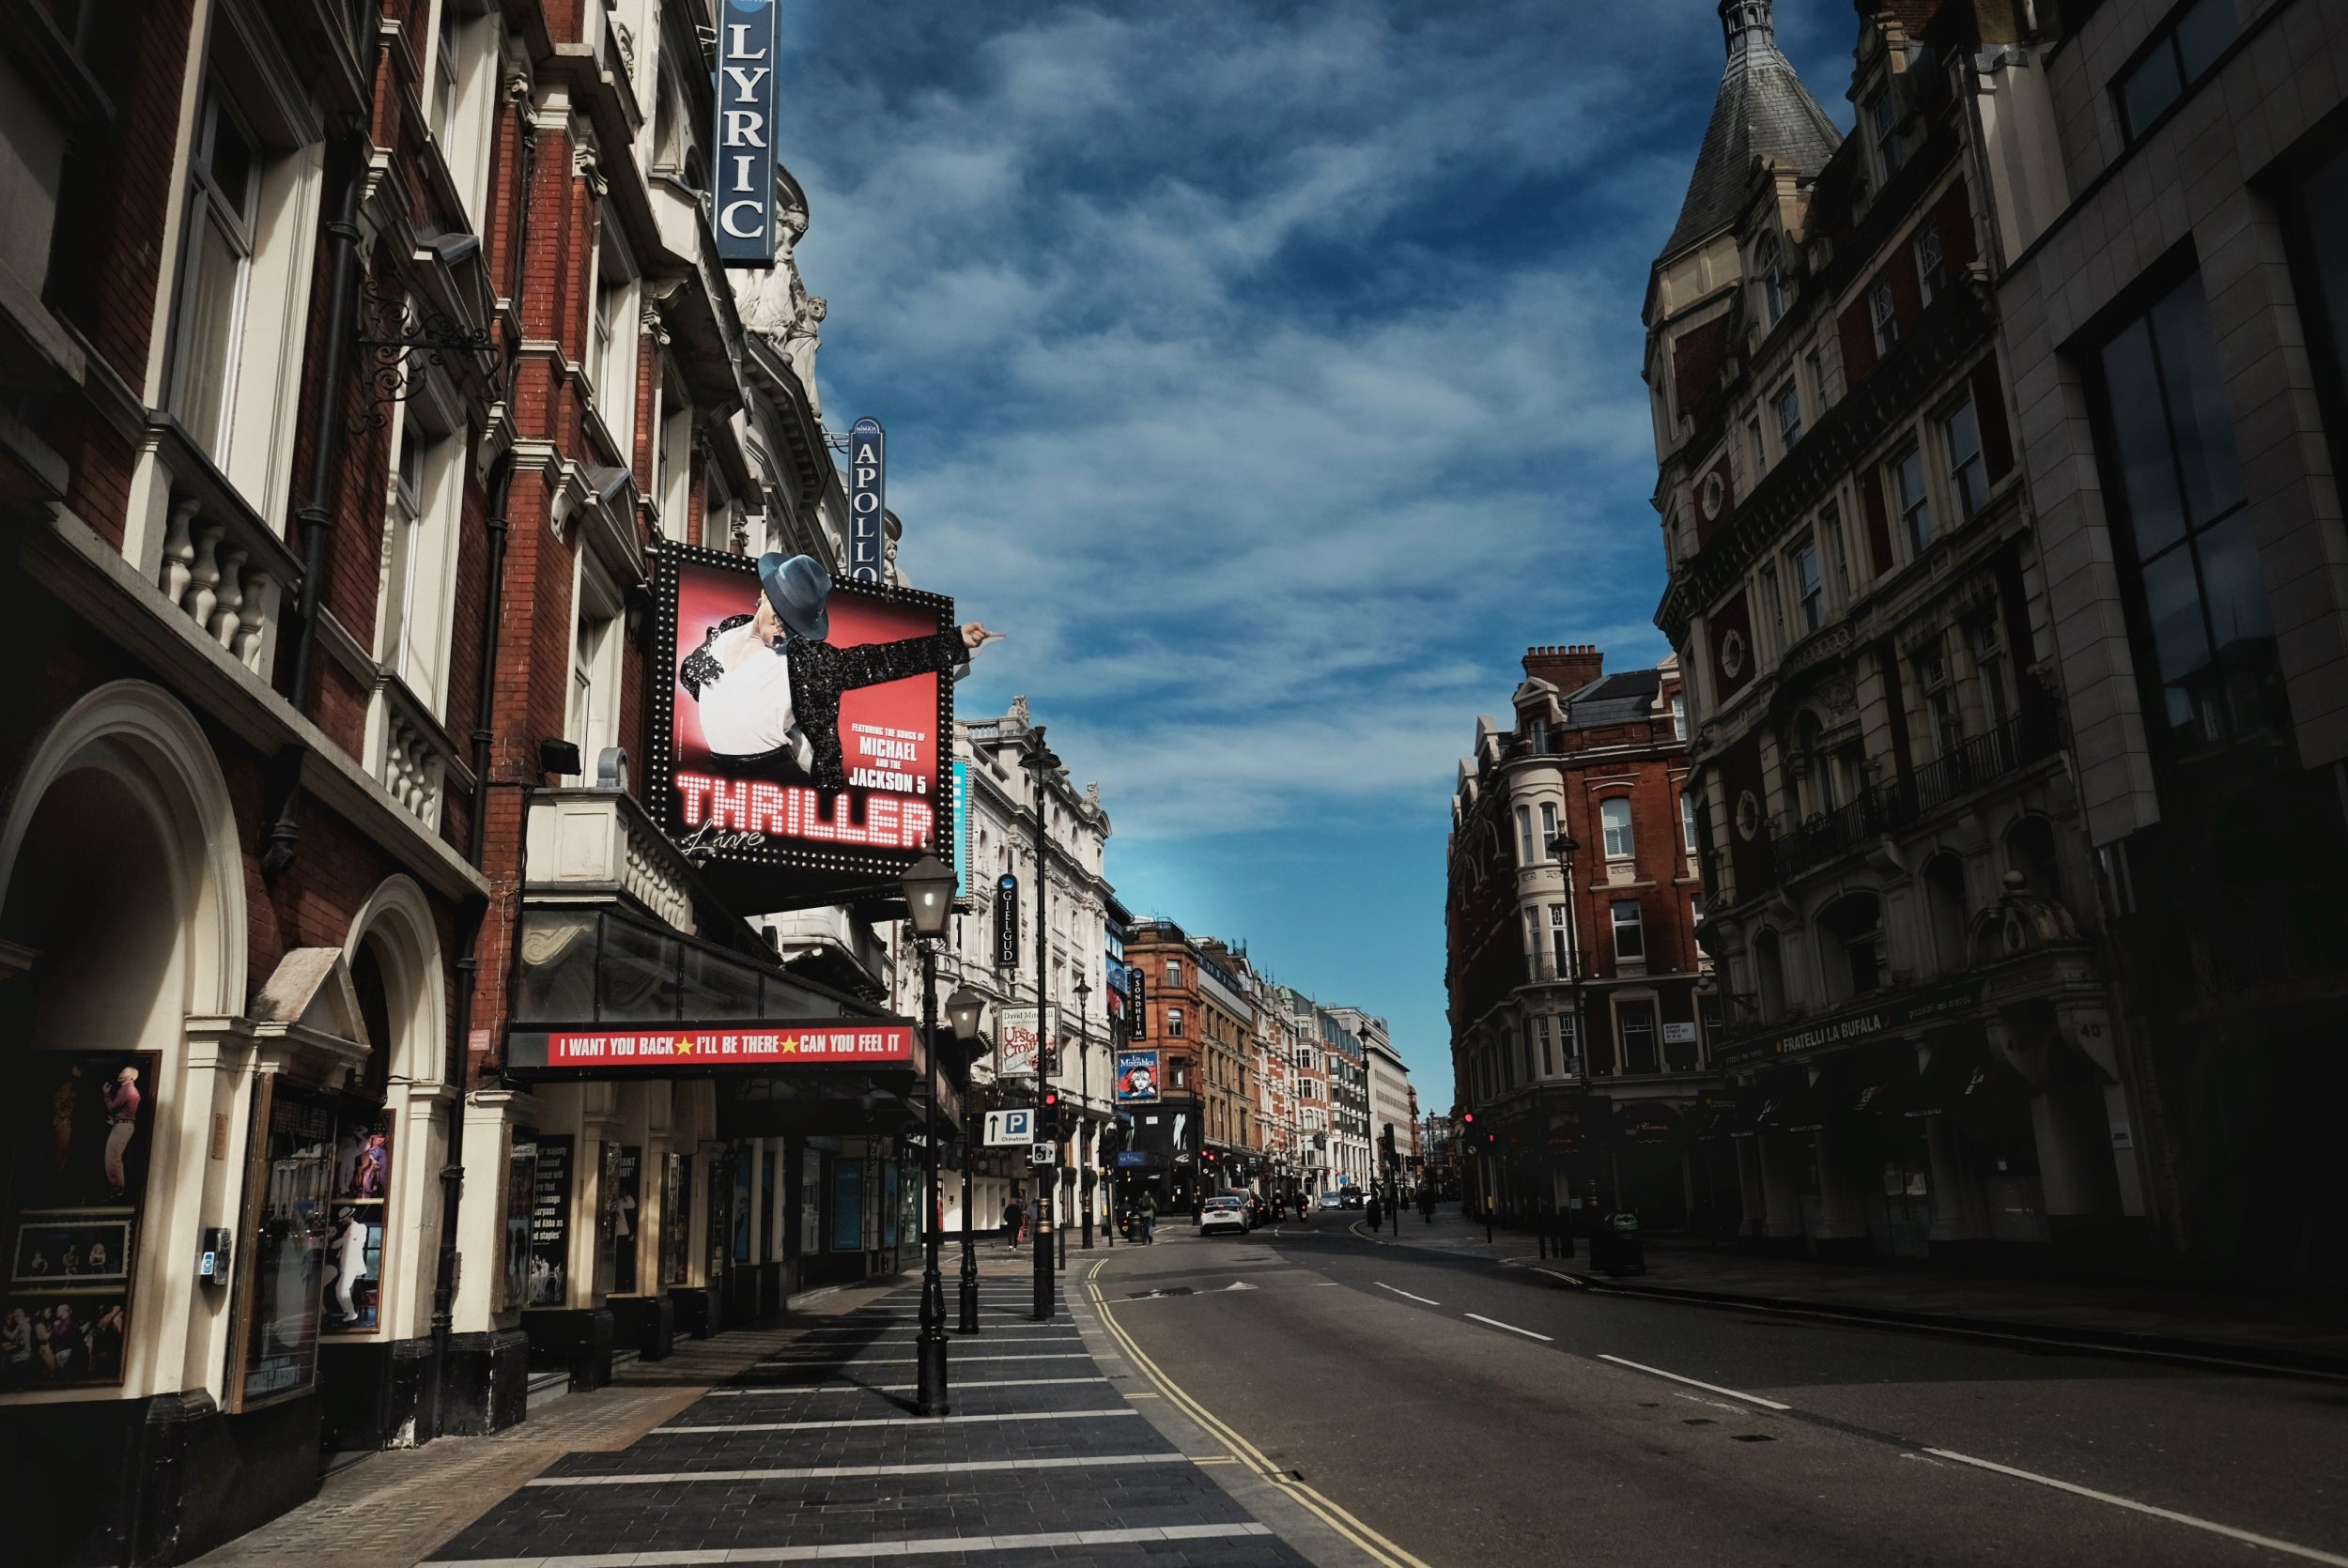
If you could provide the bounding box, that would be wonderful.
[947,984,984,1334]
[903,853,954,1417]
[1075,974,1093,1248]
[1022,728,1061,1322]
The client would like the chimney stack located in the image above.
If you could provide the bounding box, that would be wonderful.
[1523,644,1605,694]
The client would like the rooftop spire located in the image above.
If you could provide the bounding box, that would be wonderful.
[1719,0,1778,60]
[1656,0,1842,262]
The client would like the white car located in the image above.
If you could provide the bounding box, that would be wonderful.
[1199,1196,1250,1236]
[1316,1191,1347,1212]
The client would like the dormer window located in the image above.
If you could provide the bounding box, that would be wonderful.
[1868,89,1904,177]
[1756,235,1787,327]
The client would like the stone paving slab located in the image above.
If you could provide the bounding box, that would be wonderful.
[424,1277,1311,1568]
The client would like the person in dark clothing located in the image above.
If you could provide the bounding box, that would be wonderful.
[678,553,999,804]
[1367,1193,1383,1230]
[1002,1192,1026,1252]
[1136,1190,1157,1245]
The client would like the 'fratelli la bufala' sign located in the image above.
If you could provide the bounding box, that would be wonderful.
[713,0,781,267]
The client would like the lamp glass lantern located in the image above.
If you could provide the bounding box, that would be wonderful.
[903,854,954,941]
[946,987,985,1042]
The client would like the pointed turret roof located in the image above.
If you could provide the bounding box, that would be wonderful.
[1660,0,1843,262]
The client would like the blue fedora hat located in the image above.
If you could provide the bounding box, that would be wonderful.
[757,552,831,641]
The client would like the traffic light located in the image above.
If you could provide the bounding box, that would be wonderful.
[1040,1088,1062,1137]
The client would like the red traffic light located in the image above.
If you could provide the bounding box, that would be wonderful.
[1460,1112,1475,1126]
[1043,1089,1060,1109]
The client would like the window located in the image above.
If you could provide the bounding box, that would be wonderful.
[1537,1016,1553,1077]
[1822,501,1853,602]
[388,430,425,676]
[1760,563,1786,652]
[1915,223,1946,305]
[1599,797,1634,859]
[1756,235,1786,326]
[1516,805,1537,864]
[1618,1002,1659,1075]
[1870,277,1899,357]
[1806,348,1829,412]
[1945,397,1989,520]
[1670,691,1687,740]
[1749,417,1768,475]
[1918,638,1965,759]
[2093,274,2274,749]
[1549,905,1570,976]
[1868,89,1903,177]
[1773,380,1802,450]
[1524,905,1542,963]
[1558,1013,1579,1072]
[1788,536,1824,633]
[592,228,640,457]
[1611,899,1645,961]
[1539,802,1559,853]
[435,2,462,146]
[1166,960,1182,985]
[1172,1057,1188,1088]
[1819,893,1884,998]
[568,574,622,774]
[2118,0,2239,142]
[170,87,261,460]
[1295,1047,1314,1071]
[1167,1007,1185,1038]
[1679,792,1697,854]
[1971,619,2012,729]
[1892,444,1934,556]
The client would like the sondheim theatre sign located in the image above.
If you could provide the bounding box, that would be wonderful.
[714,0,781,266]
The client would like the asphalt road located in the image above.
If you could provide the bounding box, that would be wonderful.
[1083,1213,2348,1567]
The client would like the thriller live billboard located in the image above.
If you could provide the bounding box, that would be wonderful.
[649,543,958,901]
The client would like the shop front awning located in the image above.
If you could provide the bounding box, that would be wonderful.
[1904,1038,2033,1128]
[503,903,956,1126]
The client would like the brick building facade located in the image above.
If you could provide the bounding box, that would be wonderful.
[1447,646,1722,1228]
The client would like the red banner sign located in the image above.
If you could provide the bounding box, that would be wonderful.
[533,1025,915,1068]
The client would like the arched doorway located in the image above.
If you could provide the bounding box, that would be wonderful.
[0,683,245,1564]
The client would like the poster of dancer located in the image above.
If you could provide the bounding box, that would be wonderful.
[0,1051,159,1390]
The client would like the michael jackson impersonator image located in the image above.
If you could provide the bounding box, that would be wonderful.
[679,552,998,797]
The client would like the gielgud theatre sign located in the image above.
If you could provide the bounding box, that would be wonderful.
[647,543,996,900]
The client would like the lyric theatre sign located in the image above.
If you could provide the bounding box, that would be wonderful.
[714,0,781,266]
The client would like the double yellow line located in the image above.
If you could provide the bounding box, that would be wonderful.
[1084,1261,1434,1568]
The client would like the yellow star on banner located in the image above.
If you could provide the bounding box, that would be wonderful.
[672,1037,695,1055]
[780,1036,800,1054]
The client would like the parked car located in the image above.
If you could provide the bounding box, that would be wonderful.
[1200,1196,1250,1237]
[1341,1189,1365,1208]
[1316,1191,1347,1212]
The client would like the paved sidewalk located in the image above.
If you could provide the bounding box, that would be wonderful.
[1353,1206,2348,1374]
[421,1246,1315,1567]
[191,1283,913,1567]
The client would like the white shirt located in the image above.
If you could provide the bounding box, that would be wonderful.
[697,625,810,762]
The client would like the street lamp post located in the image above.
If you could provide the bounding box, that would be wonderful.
[1022,728,1061,1322]
[947,985,985,1334]
[902,854,955,1417]
[1075,975,1094,1248]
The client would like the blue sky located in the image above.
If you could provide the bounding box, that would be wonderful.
[780,1,1857,1104]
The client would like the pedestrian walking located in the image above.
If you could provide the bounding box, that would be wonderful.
[1137,1190,1157,1245]
[1367,1193,1383,1230]
[1003,1191,1026,1252]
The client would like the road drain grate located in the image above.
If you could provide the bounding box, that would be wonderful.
[1732,1434,1775,1443]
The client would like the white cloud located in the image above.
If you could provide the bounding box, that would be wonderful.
[781,0,1735,848]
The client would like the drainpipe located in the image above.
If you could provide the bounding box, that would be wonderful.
[427,85,537,1439]
[262,17,383,877]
